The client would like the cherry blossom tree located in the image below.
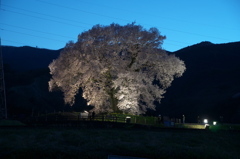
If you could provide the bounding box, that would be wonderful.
[49,23,186,114]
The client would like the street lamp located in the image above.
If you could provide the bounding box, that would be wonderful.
[203,119,208,124]
[203,119,209,129]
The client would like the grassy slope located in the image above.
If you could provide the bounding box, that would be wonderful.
[0,127,239,159]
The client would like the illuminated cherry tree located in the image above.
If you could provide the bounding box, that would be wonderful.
[49,23,186,114]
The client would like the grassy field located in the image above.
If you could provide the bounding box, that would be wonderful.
[0,126,240,159]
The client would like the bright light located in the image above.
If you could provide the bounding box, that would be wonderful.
[203,119,208,124]
[213,121,217,125]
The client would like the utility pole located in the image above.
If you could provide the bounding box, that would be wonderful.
[0,38,7,119]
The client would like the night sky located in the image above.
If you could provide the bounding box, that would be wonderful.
[1,0,239,51]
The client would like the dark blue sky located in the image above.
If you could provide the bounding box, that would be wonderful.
[1,0,239,51]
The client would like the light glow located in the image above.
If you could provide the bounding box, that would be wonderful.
[203,119,208,124]
[213,121,217,125]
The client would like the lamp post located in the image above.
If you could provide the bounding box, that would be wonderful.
[203,119,209,129]
[182,115,185,124]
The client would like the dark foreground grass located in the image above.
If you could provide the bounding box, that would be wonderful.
[0,127,239,159]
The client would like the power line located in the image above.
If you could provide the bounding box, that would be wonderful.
[78,0,239,31]
[0,27,186,50]
[0,22,75,39]
[2,2,233,50]
[1,4,94,27]
[36,0,131,23]
[3,2,234,43]
[0,28,67,43]
[0,29,185,49]
[0,9,187,49]
[0,7,191,46]
[36,0,234,41]
[1,8,89,29]
[0,22,189,46]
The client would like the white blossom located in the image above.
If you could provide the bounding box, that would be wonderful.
[49,23,186,114]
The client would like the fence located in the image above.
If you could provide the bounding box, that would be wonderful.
[22,113,161,127]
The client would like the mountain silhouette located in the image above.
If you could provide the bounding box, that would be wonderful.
[160,41,240,122]
[2,41,240,123]
[2,46,61,71]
